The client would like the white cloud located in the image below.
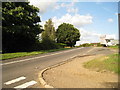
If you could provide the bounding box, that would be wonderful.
[95,1,102,5]
[61,2,79,14]
[105,34,116,39]
[54,2,78,14]
[54,4,61,9]
[40,14,100,46]
[75,28,101,45]
[29,0,117,45]
[39,14,117,46]
[29,0,76,14]
[75,28,117,46]
[29,0,57,14]
[67,8,78,13]
[108,18,113,23]
[29,0,79,14]
[39,13,98,45]
[51,13,93,29]
[60,2,75,8]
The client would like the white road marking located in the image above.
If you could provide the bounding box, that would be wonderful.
[82,47,95,56]
[86,47,95,53]
[2,47,84,66]
[14,80,37,88]
[4,76,26,85]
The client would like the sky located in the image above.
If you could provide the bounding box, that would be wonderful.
[29,0,119,46]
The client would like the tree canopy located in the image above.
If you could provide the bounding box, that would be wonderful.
[41,19,57,49]
[42,19,55,42]
[2,2,43,53]
[56,23,80,47]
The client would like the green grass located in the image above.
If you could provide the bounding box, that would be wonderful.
[1,48,72,60]
[108,45,119,49]
[84,53,120,74]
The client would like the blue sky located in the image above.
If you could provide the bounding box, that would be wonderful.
[29,0,118,45]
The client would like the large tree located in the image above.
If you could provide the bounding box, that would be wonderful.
[41,19,56,49]
[42,19,55,42]
[2,2,43,53]
[56,23,80,47]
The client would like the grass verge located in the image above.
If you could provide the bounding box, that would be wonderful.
[84,53,120,74]
[108,45,119,49]
[1,48,72,60]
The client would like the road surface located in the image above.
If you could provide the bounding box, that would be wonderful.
[1,47,115,88]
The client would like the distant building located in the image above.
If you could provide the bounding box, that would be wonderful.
[100,35,118,47]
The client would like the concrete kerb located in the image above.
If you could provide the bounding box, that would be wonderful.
[38,48,96,88]
[38,53,88,88]
[38,47,117,88]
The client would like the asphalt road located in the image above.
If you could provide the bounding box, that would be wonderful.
[1,47,115,89]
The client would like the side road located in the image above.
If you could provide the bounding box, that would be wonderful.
[39,47,118,88]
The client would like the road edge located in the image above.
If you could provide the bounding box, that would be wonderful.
[38,47,97,88]
[38,54,83,88]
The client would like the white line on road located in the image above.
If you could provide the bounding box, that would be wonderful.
[14,80,37,88]
[2,47,84,66]
[81,47,96,56]
[86,47,95,53]
[4,76,26,85]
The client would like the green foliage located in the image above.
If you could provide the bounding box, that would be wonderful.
[41,39,58,50]
[41,19,57,49]
[1,51,45,60]
[42,19,56,42]
[2,2,43,53]
[57,43,67,48]
[56,23,80,47]
[108,45,119,49]
[84,53,120,74]
[77,43,102,47]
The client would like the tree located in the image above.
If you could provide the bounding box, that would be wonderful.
[42,19,56,42]
[56,23,80,47]
[41,19,57,49]
[2,2,43,53]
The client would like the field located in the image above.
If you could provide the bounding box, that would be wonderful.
[108,45,119,49]
[84,53,120,74]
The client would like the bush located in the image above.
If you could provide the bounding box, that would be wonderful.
[56,43,67,48]
[76,43,102,47]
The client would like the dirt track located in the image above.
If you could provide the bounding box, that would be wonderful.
[43,50,118,88]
